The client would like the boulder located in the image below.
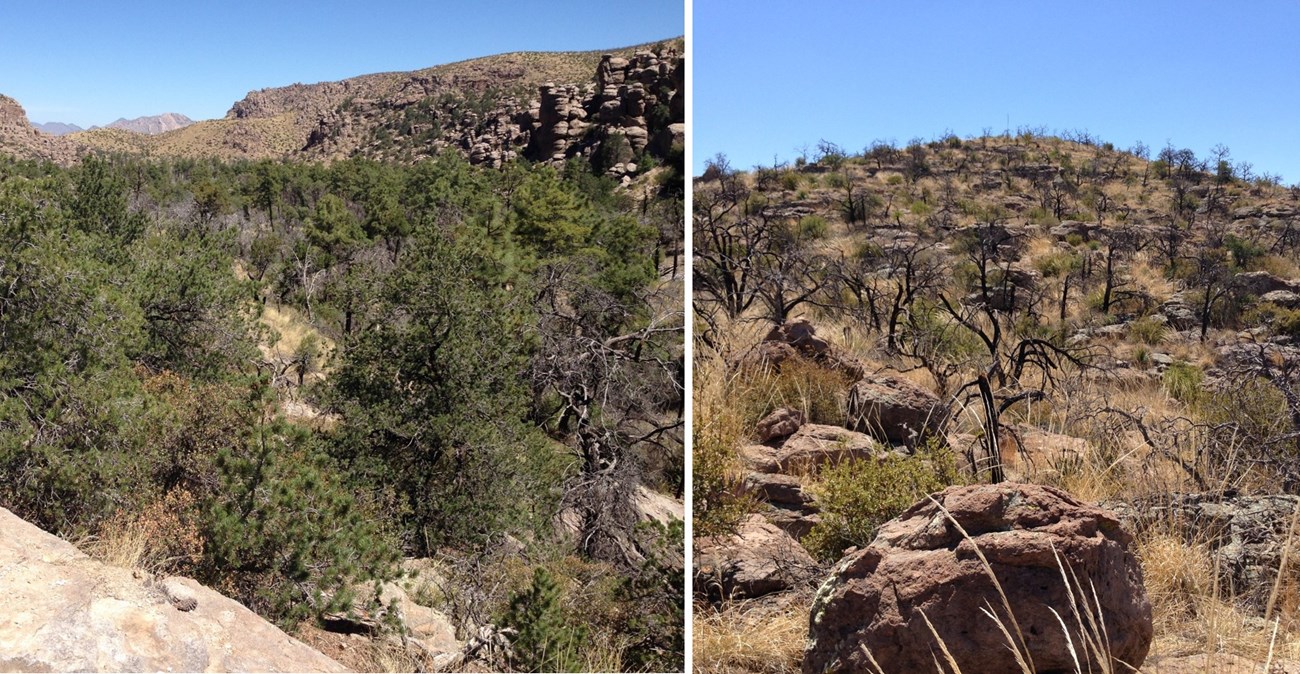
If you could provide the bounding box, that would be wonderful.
[755,406,805,443]
[0,507,346,672]
[804,483,1152,674]
[695,514,819,600]
[1262,289,1300,309]
[846,373,949,443]
[1236,270,1300,297]
[741,471,813,508]
[764,319,831,355]
[743,424,893,474]
[1160,293,1200,331]
[764,506,823,542]
[633,484,685,525]
[730,340,801,373]
[759,318,867,379]
[324,569,461,659]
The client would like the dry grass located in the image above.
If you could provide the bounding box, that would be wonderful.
[693,600,806,674]
[75,490,203,575]
[258,302,336,376]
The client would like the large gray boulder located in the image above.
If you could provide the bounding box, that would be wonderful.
[740,424,893,474]
[1109,492,1300,613]
[0,507,347,673]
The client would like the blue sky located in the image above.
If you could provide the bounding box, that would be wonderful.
[1,1,682,128]
[695,1,1300,184]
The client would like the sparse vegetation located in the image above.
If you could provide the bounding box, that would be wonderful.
[695,131,1300,671]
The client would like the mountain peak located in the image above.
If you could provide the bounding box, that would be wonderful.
[104,113,194,135]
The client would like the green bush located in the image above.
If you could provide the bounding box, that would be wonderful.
[1129,316,1168,345]
[803,440,959,561]
[780,170,802,191]
[798,214,829,240]
[1245,302,1300,338]
[205,417,402,626]
[1163,361,1204,404]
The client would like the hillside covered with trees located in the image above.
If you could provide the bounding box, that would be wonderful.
[694,130,1300,671]
[0,124,683,669]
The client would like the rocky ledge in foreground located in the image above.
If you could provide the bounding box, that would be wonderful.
[0,506,346,673]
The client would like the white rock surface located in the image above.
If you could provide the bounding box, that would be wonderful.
[0,506,346,672]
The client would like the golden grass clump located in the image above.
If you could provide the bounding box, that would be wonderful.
[80,489,203,575]
[693,601,806,674]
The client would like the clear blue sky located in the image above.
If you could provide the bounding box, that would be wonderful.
[0,1,683,128]
[695,1,1300,185]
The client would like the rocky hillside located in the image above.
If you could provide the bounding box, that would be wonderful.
[694,133,1300,670]
[0,94,81,163]
[104,112,194,134]
[7,37,684,175]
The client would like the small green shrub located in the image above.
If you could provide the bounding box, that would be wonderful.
[780,170,802,191]
[798,215,829,240]
[886,175,904,186]
[760,358,850,426]
[1163,361,1204,404]
[1246,302,1300,338]
[824,172,848,189]
[1129,316,1168,345]
[803,440,959,561]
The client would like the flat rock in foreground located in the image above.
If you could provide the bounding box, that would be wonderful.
[0,506,347,673]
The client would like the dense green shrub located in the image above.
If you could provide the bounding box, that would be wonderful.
[798,214,829,240]
[803,440,960,561]
[1129,316,1168,345]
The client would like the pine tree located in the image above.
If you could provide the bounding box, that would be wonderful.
[502,568,585,673]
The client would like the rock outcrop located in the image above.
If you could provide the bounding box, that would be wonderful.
[846,372,950,444]
[757,319,867,379]
[804,483,1152,674]
[695,514,820,600]
[755,406,806,443]
[104,112,195,135]
[0,94,79,163]
[1109,492,1299,612]
[740,424,893,474]
[297,43,683,176]
[0,506,346,672]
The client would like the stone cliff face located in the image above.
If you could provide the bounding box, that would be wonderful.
[297,43,684,176]
[2,38,683,171]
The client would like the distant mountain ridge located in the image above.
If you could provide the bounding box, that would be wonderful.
[104,113,193,135]
[32,121,83,136]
